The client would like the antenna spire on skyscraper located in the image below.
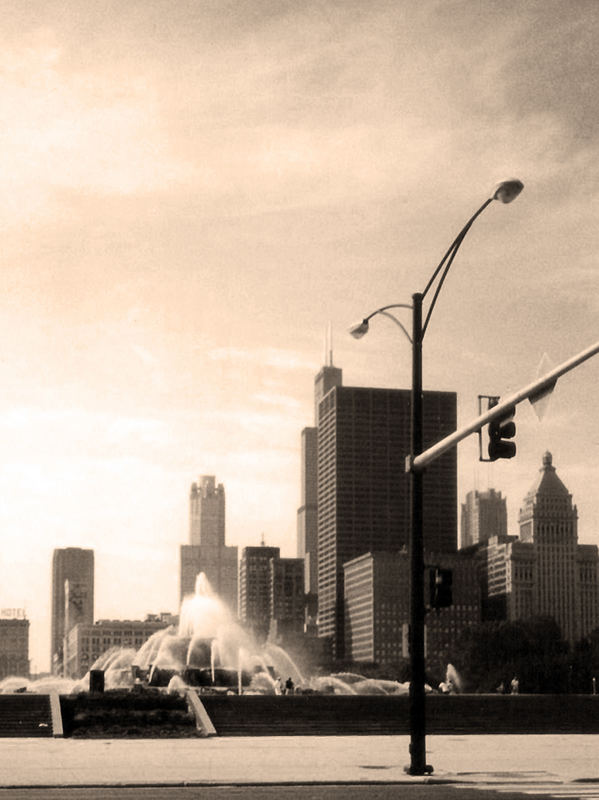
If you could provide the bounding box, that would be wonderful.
[325,321,335,366]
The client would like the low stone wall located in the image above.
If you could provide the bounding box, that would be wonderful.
[199,693,599,736]
[54,691,599,738]
[427,694,599,734]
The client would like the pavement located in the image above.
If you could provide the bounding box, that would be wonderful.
[0,734,598,788]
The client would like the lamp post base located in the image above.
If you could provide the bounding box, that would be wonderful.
[404,764,434,776]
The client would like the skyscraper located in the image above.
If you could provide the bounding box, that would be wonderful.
[460,488,507,549]
[479,452,599,644]
[518,451,597,643]
[317,385,457,658]
[238,544,280,643]
[297,362,342,606]
[297,426,318,595]
[180,475,238,612]
[189,475,225,547]
[270,557,305,641]
[51,547,94,675]
[343,550,480,675]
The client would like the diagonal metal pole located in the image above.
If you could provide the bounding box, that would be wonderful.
[411,339,599,473]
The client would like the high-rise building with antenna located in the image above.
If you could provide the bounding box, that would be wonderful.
[297,326,342,601]
[317,385,457,658]
[297,329,457,659]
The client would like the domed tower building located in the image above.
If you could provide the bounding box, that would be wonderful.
[518,452,598,644]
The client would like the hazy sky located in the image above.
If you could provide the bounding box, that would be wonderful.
[0,0,597,673]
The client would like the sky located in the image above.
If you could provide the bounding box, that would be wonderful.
[0,0,597,674]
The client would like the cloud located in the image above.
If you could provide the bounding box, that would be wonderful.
[252,392,301,411]
[0,405,171,456]
[207,346,316,372]
[0,30,192,227]
[131,345,159,366]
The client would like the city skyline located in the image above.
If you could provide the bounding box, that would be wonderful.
[18,406,598,675]
[0,1,597,673]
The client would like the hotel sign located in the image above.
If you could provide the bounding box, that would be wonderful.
[0,608,26,619]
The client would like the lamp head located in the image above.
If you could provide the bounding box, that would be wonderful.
[492,179,524,204]
[349,319,370,339]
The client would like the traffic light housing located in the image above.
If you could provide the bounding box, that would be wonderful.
[429,567,453,609]
[487,403,517,461]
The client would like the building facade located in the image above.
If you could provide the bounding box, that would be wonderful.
[64,616,172,680]
[578,545,599,639]
[269,557,305,641]
[238,545,281,643]
[476,453,599,644]
[343,551,480,677]
[297,363,343,608]
[180,476,238,613]
[51,548,94,675]
[483,535,535,621]
[460,488,507,549]
[297,426,318,597]
[0,611,29,680]
[317,386,457,658]
[189,475,225,547]
[518,451,598,643]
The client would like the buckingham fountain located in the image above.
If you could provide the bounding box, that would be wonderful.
[0,573,415,697]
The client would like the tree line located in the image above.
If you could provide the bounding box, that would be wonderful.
[445,616,599,693]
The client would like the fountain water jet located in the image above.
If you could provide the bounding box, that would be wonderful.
[1,572,432,697]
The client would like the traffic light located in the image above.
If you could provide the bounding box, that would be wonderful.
[429,567,453,609]
[487,403,517,461]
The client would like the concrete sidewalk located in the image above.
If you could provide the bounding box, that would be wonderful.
[0,735,598,788]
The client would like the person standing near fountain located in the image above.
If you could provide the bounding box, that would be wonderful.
[285,677,294,695]
[510,676,520,694]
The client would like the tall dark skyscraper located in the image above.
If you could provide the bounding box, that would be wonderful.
[238,544,280,643]
[51,547,94,675]
[297,361,343,599]
[317,385,457,658]
[180,475,238,613]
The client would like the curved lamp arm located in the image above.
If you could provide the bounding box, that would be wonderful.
[348,179,523,348]
[377,310,412,344]
[349,303,413,344]
[421,179,523,337]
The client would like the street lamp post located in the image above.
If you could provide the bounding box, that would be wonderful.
[349,179,523,775]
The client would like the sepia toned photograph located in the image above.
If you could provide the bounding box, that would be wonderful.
[0,1,597,797]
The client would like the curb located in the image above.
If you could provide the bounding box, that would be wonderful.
[0,777,573,789]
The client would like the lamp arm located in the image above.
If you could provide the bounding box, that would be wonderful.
[421,224,469,337]
[364,302,413,321]
[421,197,493,301]
[377,310,413,344]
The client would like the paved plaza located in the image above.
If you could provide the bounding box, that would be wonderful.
[0,735,598,789]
